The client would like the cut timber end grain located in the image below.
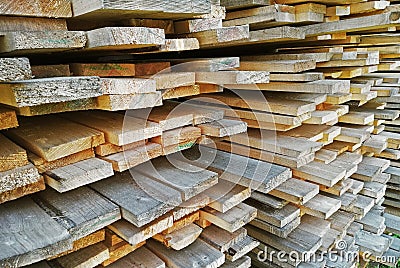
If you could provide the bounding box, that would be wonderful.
[0,197,70,267]
[0,57,32,81]
[0,134,28,172]
[0,76,102,107]
[160,38,200,52]
[85,27,165,50]
[44,158,114,193]
[0,107,18,130]
[0,31,86,54]
[34,187,120,240]
[5,115,105,162]
[0,176,45,204]
[0,0,72,17]
[301,194,341,219]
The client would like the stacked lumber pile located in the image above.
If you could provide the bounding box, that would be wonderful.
[0,0,400,268]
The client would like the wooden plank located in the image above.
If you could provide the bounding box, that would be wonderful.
[153,223,202,250]
[102,240,145,266]
[63,111,161,146]
[201,225,247,252]
[44,158,114,192]
[250,216,300,238]
[293,161,346,187]
[239,60,316,73]
[179,25,249,46]
[109,215,173,246]
[70,62,170,77]
[162,85,201,99]
[5,116,104,162]
[147,72,195,90]
[31,64,70,78]
[152,126,201,147]
[198,119,247,137]
[230,129,323,157]
[85,27,165,50]
[146,239,225,268]
[0,31,86,55]
[96,170,182,222]
[95,140,145,157]
[0,107,18,130]
[194,91,315,116]
[220,256,251,268]
[29,148,95,174]
[0,77,101,107]
[0,197,71,267]
[300,194,341,219]
[0,16,67,33]
[106,246,165,268]
[226,236,259,261]
[196,71,269,85]
[52,243,109,268]
[50,230,106,259]
[34,187,120,240]
[268,178,319,205]
[181,146,292,193]
[100,143,162,172]
[200,203,257,232]
[134,157,218,201]
[96,92,163,111]
[225,80,349,94]
[99,78,156,95]
[0,175,45,204]
[204,180,251,213]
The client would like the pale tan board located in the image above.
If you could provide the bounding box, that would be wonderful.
[63,111,162,146]
[5,116,105,162]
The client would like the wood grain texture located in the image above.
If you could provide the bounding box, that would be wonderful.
[106,246,165,268]
[146,238,225,268]
[0,31,86,55]
[91,171,181,227]
[0,163,41,195]
[0,197,71,267]
[44,158,114,192]
[0,57,32,82]
[34,187,120,240]
[0,77,101,107]
[63,111,161,146]
[5,115,104,162]
[0,134,28,172]
[0,107,18,130]
[0,0,72,17]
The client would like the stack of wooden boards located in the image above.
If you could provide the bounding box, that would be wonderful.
[0,0,400,267]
